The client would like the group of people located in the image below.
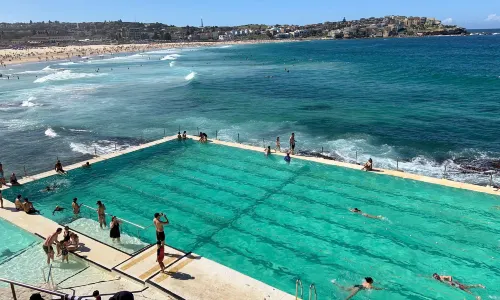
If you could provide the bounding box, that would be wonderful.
[198,132,208,143]
[14,194,40,214]
[42,226,79,264]
[94,200,122,242]
[0,162,20,187]
[177,131,188,140]
[333,273,484,300]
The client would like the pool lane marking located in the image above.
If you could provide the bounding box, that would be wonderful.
[119,246,159,271]
[138,255,180,281]
[153,255,197,283]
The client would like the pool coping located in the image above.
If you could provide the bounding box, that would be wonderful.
[1,134,498,197]
[192,135,500,197]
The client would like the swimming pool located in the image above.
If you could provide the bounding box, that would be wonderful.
[3,140,499,299]
[0,218,88,287]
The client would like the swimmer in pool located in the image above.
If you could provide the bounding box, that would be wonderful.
[52,206,65,215]
[332,277,382,300]
[284,152,291,163]
[350,208,382,219]
[432,273,484,299]
[264,146,271,156]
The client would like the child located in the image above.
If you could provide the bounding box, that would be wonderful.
[156,241,165,273]
[60,241,69,263]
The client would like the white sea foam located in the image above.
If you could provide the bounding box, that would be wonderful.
[185,72,196,81]
[21,97,41,107]
[34,70,106,83]
[58,61,77,66]
[68,128,92,133]
[145,49,180,55]
[219,45,233,48]
[70,140,129,155]
[44,127,58,138]
[161,54,181,61]
[17,66,58,75]
[169,61,176,67]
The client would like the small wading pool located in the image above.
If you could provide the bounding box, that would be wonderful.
[3,139,499,299]
[0,218,88,287]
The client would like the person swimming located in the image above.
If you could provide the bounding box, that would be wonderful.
[432,273,484,299]
[332,277,382,300]
[52,206,64,215]
[350,208,382,219]
[284,152,291,163]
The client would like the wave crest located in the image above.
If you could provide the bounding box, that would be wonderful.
[44,127,58,138]
[34,70,106,83]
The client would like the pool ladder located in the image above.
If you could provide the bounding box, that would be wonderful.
[296,279,317,300]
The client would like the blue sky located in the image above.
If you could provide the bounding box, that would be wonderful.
[1,0,499,29]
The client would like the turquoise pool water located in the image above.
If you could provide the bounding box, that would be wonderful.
[0,218,38,264]
[4,140,499,299]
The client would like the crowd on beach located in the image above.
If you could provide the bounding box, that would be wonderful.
[0,132,489,300]
[0,40,291,67]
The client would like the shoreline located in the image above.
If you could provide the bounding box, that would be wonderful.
[0,40,295,66]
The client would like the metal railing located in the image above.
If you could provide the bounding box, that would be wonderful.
[295,279,303,300]
[80,204,147,240]
[12,127,500,190]
[308,283,317,300]
[0,278,69,300]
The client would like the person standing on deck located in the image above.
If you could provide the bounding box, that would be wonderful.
[153,212,169,246]
[43,228,62,264]
[289,133,296,155]
[0,162,6,186]
[97,201,106,229]
[275,137,281,152]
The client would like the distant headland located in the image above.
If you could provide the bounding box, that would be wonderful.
[0,15,468,48]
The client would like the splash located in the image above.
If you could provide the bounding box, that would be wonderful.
[44,127,58,138]
[21,97,41,107]
[185,72,196,81]
[169,61,176,67]
[161,54,181,61]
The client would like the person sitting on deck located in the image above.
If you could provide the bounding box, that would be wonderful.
[0,162,6,186]
[10,173,20,185]
[264,146,271,156]
[361,158,373,171]
[55,160,66,174]
[14,195,23,210]
[182,131,187,139]
[82,162,91,168]
[67,232,79,252]
[198,132,204,142]
[23,198,40,214]
[432,273,484,299]
[177,132,182,140]
[332,277,383,300]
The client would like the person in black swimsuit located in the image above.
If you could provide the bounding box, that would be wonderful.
[110,216,122,243]
[432,273,484,299]
[332,277,382,300]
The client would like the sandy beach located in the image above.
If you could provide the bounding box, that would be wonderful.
[0,40,293,66]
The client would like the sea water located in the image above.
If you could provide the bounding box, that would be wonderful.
[3,140,499,299]
[1,36,500,186]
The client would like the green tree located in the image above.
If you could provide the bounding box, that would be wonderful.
[164,32,172,40]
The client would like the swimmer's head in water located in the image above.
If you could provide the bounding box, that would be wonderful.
[353,208,361,212]
[365,277,373,284]
[73,198,77,202]
[432,273,440,280]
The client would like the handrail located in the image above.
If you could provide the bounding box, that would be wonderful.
[295,279,303,300]
[309,283,317,300]
[81,204,145,229]
[0,278,68,299]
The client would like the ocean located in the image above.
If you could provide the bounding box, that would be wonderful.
[1,35,499,185]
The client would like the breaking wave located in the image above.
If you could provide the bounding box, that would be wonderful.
[44,127,58,138]
[169,61,176,67]
[34,70,106,83]
[161,54,181,61]
[185,72,196,81]
[16,66,58,75]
